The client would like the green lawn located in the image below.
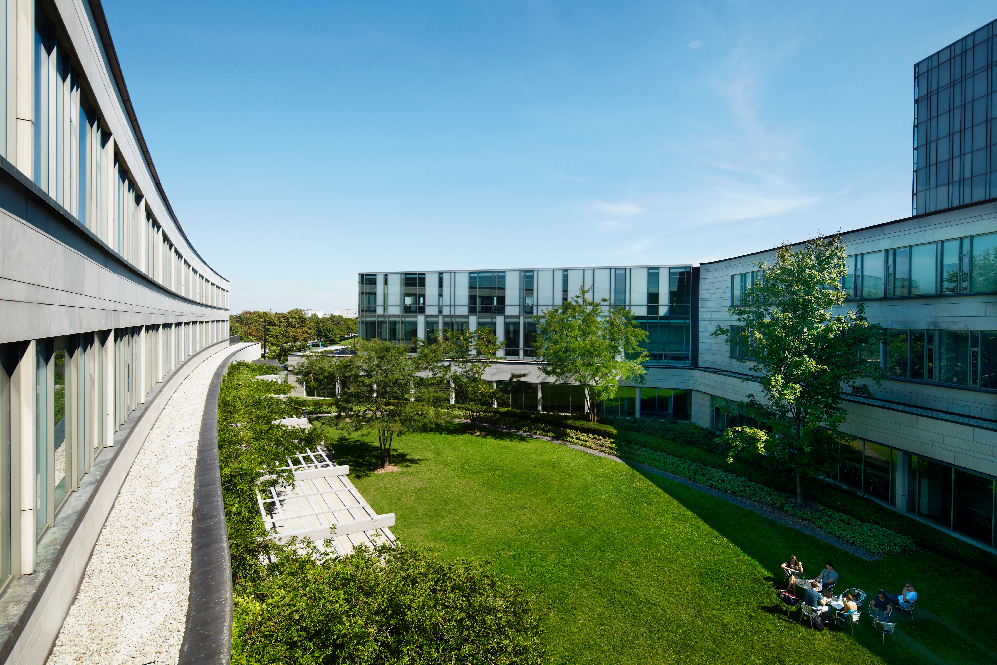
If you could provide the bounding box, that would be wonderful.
[332,426,992,664]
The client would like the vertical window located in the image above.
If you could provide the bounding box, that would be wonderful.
[886,330,909,378]
[53,337,67,505]
[842,256,856,297]
[971,232,997,292]
[910,242,937,295]
[860,251,884,298]
[889,247,910,296]
[561,270,568,303]
[522,271,534,315]
[647,268,659,316]
[939,330,970,385]
[504,319,520,357]
[941,238,965,292]
[613,268,626,306]
[78,100,90,225]
[35,343,48,537]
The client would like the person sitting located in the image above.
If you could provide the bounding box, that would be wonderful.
[834,591,859,626]
[869,591,892,624]
[781,555,804,590]
[812,561,838,596]
[805,585,827,610]
[881,582,917,611]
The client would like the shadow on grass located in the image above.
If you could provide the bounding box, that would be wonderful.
[626,463,990,665]
[326,433,424,480]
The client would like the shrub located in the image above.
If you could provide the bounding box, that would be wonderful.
[233,544,545,665]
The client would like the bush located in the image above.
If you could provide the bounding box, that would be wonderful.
[233,544,545,665]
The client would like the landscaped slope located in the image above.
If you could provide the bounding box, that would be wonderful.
[340,428,993,665]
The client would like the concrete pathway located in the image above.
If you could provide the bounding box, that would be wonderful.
[46,346,232,665]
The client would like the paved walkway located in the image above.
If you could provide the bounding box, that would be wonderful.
[47,346,232,665]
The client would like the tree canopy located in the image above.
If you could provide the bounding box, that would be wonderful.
[535,286,648,422]
[230,310,358,361]
[712,235,883,503]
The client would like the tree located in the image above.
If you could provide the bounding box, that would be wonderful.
[424,328,512,434]
[534,286,649,423]
[712,235,883,504]
[312,314,358,346]
[325,339,447,469]
[230,309,315,361]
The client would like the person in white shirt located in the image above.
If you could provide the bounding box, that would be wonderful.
[882,582,917,609]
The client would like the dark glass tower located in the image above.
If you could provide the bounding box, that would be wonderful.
[913,19,997,216]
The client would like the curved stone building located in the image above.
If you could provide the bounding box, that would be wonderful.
[0,1,229,659]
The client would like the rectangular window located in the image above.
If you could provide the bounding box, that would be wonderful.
[35,343,48,538]
[842,255,856,297]
[561,270,568,303]
[886,330,909,378]
[971,232,997,292]
[941,238,966,292]
[861,251,884,298]
[939,329,970,385]
[910,242,937,295]
[647,268,659,316]
[522,270,534,315]
[909,330,926,380]
[613,268,626,306]
[914,456,953,529]
[504,319,520,357]
[888,247,910,297]
[53,337,67,506]
[952,467,993,545]
[864,442,894,503]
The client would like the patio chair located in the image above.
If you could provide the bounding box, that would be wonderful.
[836,610,861,637]
[800,604,826,629]
[875,620,895,644]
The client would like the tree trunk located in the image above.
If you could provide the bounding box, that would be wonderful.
[796,469,803,505]
[584,387,597,423]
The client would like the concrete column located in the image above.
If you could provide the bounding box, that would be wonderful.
[895,451,911,512]
[14,0,32,176]
[635,387,641,419]
[537,383,543,413]
[11,341,35,574]
[104,331,115,445]
[105,136,115,251]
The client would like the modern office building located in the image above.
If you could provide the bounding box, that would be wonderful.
[0,0,230,659]
[359,20,997,553]
[913,18,997,215]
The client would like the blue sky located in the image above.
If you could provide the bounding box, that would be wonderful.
[102,0,996,313]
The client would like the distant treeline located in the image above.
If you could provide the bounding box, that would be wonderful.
[229,309,357,360]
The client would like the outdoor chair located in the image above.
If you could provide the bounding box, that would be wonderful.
[836,610,861,637]
[875,620,896,644]
[800,604,825,629]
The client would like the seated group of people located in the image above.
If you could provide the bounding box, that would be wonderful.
[781,555,917,626]
[869,582,918,624]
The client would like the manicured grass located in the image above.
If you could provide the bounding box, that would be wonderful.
[332,426,993,664]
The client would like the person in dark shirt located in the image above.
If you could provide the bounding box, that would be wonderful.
[782,555,804,592]
[870,591,892,624]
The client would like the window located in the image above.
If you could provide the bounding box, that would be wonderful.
[647,268,659,316]
[729,325,753,360]
[613,268,626,306]
[504,319,520,357]
[522,270,534,315]
[971,232,997,292]
[730,270,760,306]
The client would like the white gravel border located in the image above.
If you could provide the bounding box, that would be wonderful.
[46,346,232,665]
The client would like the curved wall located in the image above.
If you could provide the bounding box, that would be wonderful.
[0,0,230,609]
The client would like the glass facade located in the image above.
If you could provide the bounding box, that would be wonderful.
[358,267,693,366]
[913,20,997,215]
[881,328,996,389]
[844,232,997,299]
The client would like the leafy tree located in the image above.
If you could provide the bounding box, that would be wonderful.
[325,338,447,469]
[535,286,648,423]
[423,328,513,434]
[230,309,315,361]
[712,235,883,504]
[312,314,358,346]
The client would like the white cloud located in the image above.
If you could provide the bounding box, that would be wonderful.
[591,199,645,216]
[687,40,703,50]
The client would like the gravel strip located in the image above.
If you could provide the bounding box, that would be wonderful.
[47,346,233,665]
[478,422,878,561]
